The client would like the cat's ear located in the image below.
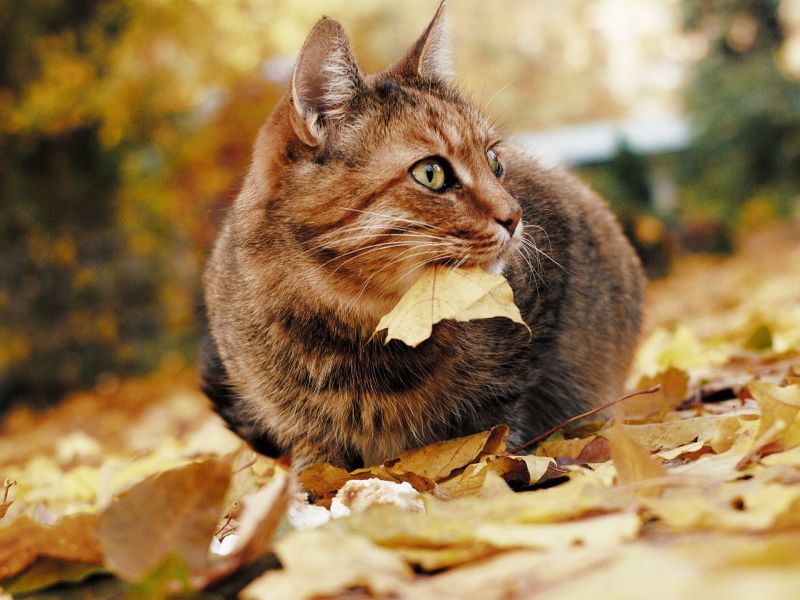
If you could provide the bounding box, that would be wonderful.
[390,1,453,83]
[290,17,362,146]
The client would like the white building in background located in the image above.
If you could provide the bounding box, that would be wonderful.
[513,117,691,167]
[514,116,691,215]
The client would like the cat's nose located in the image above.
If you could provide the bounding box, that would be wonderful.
[495,208,521,235]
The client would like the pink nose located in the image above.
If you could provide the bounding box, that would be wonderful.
[495,208,521,234]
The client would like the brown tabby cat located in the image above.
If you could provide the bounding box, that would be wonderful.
[202,3,645,470]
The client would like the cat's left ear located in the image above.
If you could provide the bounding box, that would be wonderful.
[291,17,363,146]
[389,1,453,83]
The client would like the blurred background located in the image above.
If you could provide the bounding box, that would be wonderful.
[1,0,799,410]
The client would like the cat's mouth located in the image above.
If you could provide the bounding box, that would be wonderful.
[467,220,524,275]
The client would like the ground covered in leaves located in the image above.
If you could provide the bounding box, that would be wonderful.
[2,223,800,599]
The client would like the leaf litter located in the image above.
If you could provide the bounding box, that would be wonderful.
[1,224,800,598]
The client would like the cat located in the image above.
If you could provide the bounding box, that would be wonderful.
[201,2,645,471]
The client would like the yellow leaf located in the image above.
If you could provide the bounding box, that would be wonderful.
[473,512,641,550]
[374,265,529,347]
[604,419,666,486]
[749,381,800,450]
[625,415,745,453]
[242,529,413,600]
[385,425,509,481]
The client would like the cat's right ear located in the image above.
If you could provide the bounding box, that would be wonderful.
[290,18,362,147]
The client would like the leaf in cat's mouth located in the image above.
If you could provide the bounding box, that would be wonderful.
[373,265,530,347]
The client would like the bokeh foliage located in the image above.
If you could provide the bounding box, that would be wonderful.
[680,0,800,224]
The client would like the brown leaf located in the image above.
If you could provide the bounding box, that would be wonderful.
[0,513,103,579]
[352,465,437,494]
[384,425,509,481]
[0,479,15,519]
[576,437,612,462]
[536,436,598,460]
[297,463,351,497]
[439,455,532,499]
[196,474,293,589]
[96,455,233,581]
[603,419,666,486]
[629,368,689,417]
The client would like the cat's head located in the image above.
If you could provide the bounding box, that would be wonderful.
[250,2,523,315]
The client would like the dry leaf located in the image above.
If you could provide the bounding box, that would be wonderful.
[625,415,745,453]
[473,512,642,550]
[96,455,233,581]
[0,479,14,519]
[297,463,351,497]
[603,419,666,486]
[0,513,103,579]
[629,368,689,417]
[385,425,509,481]
[3,559,106,596]
[374,265,529,347]
[536,436,597,459]
[438,455,534,499]
[227,474,293,565]
[749,381,800,450]
[242,528,413,600]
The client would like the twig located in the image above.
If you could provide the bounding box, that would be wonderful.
[2,480,15,504]
[234,455,258,474]
[508,385,661,454]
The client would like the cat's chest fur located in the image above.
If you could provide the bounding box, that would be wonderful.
[206,269,537,468]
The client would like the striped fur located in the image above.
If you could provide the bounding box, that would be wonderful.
[202,5,645,470]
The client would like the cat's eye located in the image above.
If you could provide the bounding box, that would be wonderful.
[410,159,447,191]
[486,148,503,177]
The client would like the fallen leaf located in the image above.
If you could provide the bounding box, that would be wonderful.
[438,455,540,499]
[0,514,103,579]
[0,479,14,519]
[241,528,414,600]
[536,436,598,459]
[374,265,529,347]
[625,415,746,453]
[629,368,689,417]
[749,381,800,450]
[297,463,351,497]
[603,419,666,486]
[226,474,293,565]
[96,455,233,581]
[385,425,509,481]
[473,511,642,550]
[3,559,106,595]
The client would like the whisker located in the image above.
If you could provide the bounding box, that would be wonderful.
[325,241,452,272]
[343,247,453,314]
[308,232,448,254]
[335,207,446,232]
[521,235,568,273]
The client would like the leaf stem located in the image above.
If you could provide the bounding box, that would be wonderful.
[507,385,661,454]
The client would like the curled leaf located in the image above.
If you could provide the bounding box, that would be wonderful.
[375,265,529,347]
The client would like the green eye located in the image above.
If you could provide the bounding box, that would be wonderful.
[486,148,503,176]
[411,159,446,191]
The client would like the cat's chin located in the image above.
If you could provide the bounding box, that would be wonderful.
[481,257,509,275]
